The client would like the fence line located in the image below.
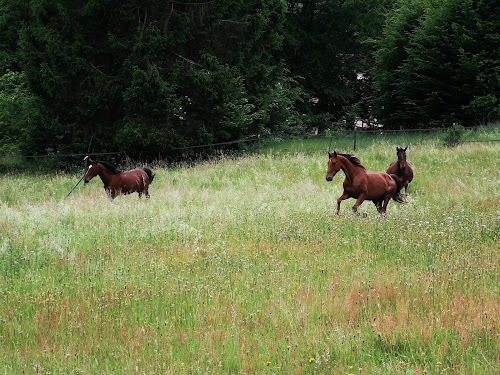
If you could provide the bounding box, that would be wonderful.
[1,151,123,159]
[1,126,497,169]
[457,139,500,143]
[172,137,260,150]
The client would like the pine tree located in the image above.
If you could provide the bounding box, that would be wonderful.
[16,0,289,157]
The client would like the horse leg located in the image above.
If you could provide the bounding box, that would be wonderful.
[138,190,150,199]
[373,200,382,213]
[140,175,150,199]
[380,195,392,215]
[352,196,366,215]
[105,187,114,200]
[111,188,121,200]
[336,192,350,216]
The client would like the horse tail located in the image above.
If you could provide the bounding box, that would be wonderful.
[143,168,155,184]
[390,174,407,204]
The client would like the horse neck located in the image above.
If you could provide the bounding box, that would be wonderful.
[97,164,115,185]
[339,155,364,183]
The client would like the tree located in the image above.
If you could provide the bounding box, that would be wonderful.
[370,0,431,128]
[0,0,27,72]
[0,70,47,154]
[283,0,391,129]
[15,0,291,157]
[401,0,500,126]
[371,0,500,128]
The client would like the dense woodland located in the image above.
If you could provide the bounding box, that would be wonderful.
[1,0,499,159]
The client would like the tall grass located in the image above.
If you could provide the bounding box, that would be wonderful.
[0,134,498,374]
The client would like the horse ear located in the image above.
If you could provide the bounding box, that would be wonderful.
[404,147,408,151]
[333,150,338,157]
[396,147,400,152]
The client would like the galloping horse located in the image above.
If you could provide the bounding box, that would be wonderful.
[326,151,405,215]
[386,147,414,195]
[83,159,155,199]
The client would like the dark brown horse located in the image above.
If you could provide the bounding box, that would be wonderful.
[326,151,405,215]
[83,159,155,199]
[386,147,414,195]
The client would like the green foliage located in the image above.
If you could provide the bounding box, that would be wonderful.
[9,0,297,158]
[442,124,465,147]
[1,0,499,157]
[0,70,44,154]
[372,0,500,128]
[283,0,391,125]
[463,94,499,124]
[0,0,27,71]
[371,0,432,128]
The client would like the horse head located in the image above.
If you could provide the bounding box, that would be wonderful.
[396,147,408,172]
[326,151,342,181]
[83,159,100,184]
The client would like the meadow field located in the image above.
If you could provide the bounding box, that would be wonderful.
[0,130,499,374]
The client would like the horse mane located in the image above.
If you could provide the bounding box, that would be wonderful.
[99,161,121,174]
[339,153,366,169]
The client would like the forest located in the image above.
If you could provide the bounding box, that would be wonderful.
[1,0,499,159]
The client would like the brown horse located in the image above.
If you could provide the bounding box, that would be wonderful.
[326,151,405,215]
[386,147,414,195]
[83,159,155,199]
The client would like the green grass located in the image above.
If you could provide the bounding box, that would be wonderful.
[0,131,499,374]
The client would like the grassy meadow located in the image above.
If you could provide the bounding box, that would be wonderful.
[0,130,499,374]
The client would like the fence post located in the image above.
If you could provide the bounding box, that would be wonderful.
[353,123,357,152]
[258,134,261,158]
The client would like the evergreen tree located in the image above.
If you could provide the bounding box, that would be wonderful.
[283,0,390,129]
[15,0,289,157]
[401,0,499,126]
[0,70,44,154]
[370,0,431,128]
[0,0,27,72]
[372,0,500,128]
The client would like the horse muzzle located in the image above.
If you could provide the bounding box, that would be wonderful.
[326,176,333,182]
[84,179,90,184]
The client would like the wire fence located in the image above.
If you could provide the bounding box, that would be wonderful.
[1,125,498,171]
